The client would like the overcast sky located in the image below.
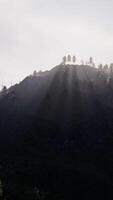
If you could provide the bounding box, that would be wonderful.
[0,0,113,86]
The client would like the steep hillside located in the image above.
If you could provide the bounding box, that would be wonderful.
[1,64,113,199]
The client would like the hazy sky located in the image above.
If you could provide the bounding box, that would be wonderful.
[0,0,113,86]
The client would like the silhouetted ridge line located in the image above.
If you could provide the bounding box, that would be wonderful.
[0,64,113,199]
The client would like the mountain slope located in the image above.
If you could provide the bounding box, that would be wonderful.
[1,64,113,199]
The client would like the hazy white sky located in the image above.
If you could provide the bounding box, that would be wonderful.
[0,0,113,86]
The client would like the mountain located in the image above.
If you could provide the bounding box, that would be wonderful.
[0,64,113,199]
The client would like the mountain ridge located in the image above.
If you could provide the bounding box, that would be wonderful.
[0,64,113,147]
[1,64,113,199]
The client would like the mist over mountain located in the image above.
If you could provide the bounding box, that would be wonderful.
[1,64,113,199]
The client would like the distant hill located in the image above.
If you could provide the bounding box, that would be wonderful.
[1,64,113,199]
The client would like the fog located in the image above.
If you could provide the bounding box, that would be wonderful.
[0,0,113,86]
